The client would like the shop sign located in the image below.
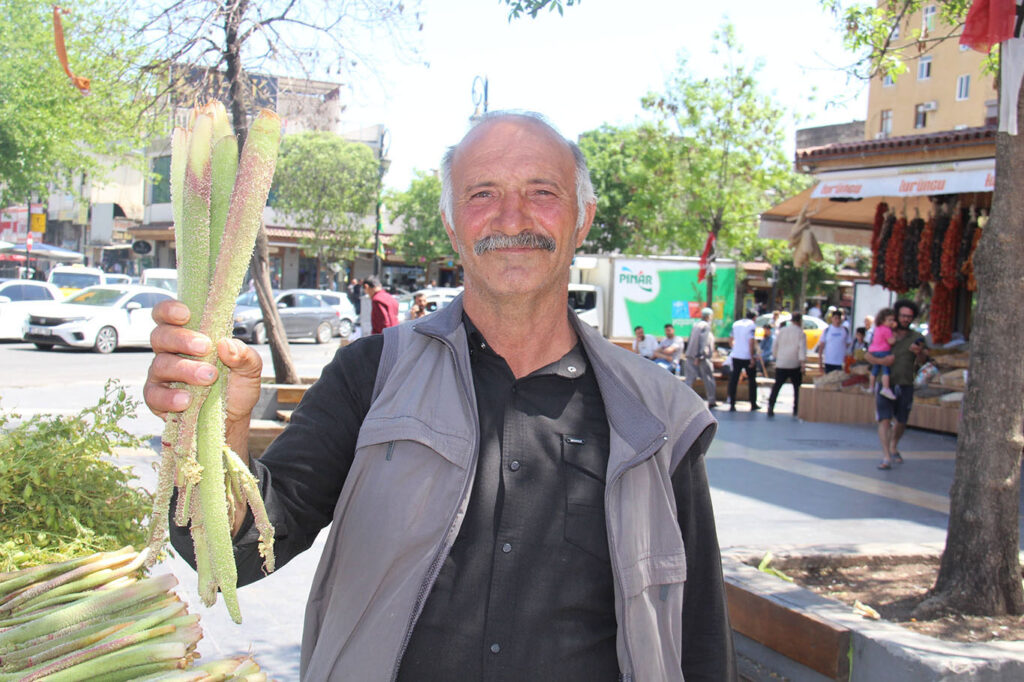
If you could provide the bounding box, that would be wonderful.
[812,162,996,199]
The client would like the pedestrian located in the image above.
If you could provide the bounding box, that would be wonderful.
[363,275,399,334]
[407,292,429,320]
[815,310,849,374]
[758,323,774,365]
[684,307,717,408]
[143,111,736,681]
[866,299,928,470]
[727,309,759,411]
[651,322,684,375]
[632,324,658,359]
[346,277,362,315]
[863,315,875,345]
[767,312,807,418]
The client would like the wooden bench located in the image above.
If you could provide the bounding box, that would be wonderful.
[726,579,851,681]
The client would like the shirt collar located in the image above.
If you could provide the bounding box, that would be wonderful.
[462,313,588,380]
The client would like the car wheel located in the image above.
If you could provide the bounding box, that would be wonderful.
[337,318,353,339]
[94,326,118,354]
[315,321,332,344]
[252,322,267,345]
[33,343,54,351]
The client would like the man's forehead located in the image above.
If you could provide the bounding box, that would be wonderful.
[452,116,573,169]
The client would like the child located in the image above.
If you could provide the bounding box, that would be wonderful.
[868,307,897,399]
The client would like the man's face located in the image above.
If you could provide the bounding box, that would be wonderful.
[635,327,644,339]
[443,117,595,301]
[414,295,425,307]
[664,326,675,339]
[896,306,915,330]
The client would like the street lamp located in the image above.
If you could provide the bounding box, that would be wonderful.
[470,75,488,122]
[372,126,392,277]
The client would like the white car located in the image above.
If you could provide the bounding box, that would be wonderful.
[0,279,64,341]
[23,285,175,353]
[296,289,357,338]
[396,287,464,319]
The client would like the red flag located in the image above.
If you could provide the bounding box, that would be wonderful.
[697,232,715,283]
[960,0,1018,52]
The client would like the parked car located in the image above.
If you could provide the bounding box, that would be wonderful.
[0,279,63,341]
[396,287,464,319]
[23,284,175,353]
[233,289,341,344]
[754,312,828,352]
[294,289,357,338]
[141,268,178,294]
[46,265,107,297]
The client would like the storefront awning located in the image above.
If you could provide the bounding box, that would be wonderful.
[811,159,995,199]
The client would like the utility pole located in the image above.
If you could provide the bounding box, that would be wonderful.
[372,126,391,277]
[470,75,489,122]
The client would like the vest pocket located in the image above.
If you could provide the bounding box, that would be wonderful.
[356,416,473,469]
[562,435,610,562]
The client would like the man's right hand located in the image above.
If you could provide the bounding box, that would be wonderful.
[145,300,263,455]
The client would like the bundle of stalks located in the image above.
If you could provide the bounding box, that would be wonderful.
[0,548,267,681]
[145,103,282,624]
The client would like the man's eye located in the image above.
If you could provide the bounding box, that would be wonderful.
[470,191,493,199]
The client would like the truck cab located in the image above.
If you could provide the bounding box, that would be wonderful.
[569,283,603,332]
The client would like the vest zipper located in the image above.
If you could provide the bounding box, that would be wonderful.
[389,336,479,682]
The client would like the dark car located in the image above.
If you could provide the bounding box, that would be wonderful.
[233,289,341,344]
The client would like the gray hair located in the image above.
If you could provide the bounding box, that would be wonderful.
[439,110,596,231]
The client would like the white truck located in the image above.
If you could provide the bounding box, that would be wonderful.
[569,255,738,341]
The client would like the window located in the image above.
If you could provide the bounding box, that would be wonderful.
[880,110,893,136]
[914,104,928,129]
[956,74,970,100]
[923,5,937,33]
[882,73,895,87]
[918,56,932,80]
[151,156,171,204]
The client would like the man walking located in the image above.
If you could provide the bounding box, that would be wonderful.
[727,309,759,411]
[363,275,399,334]
[684,307,718,408]
[767,312,807,418]
[144,111,735,681]
[867,299,928,470]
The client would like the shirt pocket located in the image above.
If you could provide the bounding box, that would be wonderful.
[562,435,610,562]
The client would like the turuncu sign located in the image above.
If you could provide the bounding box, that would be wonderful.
[811,160,995,199]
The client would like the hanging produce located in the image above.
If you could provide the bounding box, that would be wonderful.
[940,209,964,291]
[917,216,934,284]
[884,215,907,292]
[902,217,923,291]
[930,207,950,283]
[930,281,955,345]
[962,214,986,292]
[871,201,888,253]
[873,211,894,286]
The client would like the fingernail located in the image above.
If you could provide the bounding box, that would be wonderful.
[171,392,190,410]
[189,337,210,355]
[199,366,216,382]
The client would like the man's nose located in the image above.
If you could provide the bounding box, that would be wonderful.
[492,192,528,232]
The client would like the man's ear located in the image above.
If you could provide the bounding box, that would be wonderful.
[442,212,460,253]
[574,201,597,248]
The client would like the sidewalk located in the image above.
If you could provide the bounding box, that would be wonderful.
[121,389,1019,680]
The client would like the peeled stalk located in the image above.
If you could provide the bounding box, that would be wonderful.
[15,641,189,682]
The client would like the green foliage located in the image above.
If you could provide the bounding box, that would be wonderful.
[0,0,161,206]
[385,170,454,266]
[0,381,150,573]
[503,0,581,20]
[642,23,808,260]
[578,123,688,254]
[274,131,379,269]
[819,1,983,79]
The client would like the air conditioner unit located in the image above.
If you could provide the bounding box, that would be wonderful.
[874,131,890,139]
[921,101,938,112]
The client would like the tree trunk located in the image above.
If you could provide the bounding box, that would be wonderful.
[222,0,298,384]
[915,76,1024,618]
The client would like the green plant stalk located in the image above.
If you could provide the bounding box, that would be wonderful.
[0,574,177,651]
[1,622,126,670]
[13,640,188,682]
[187,494,216,607]
[209,134,238,282]
[0,596,88,628]
[0,548,133,602]
[170,126,189,237]
[1,549,146,615]
[222,448,275,573]
[133,672,209,682]
[179,111,214,331]
[92,659,190,682]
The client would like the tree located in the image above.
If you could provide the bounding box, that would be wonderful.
[642,23,807,303]
[274,132,378,288]
[577,124,688,254]
[0,0,160,206]
[133,0,422,383]
[822,0,1024,617]
[385,170,454,269]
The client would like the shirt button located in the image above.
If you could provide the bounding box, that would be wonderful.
[490,643,501,654]
[567,365,577,373]
[509,460,521,472]
[501,542,512,553]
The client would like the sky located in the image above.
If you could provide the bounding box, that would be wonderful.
[331,0,870,191]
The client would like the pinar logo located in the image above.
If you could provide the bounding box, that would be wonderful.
[618,266,653,293]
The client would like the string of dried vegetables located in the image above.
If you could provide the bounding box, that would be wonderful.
[930,207,950,283]
[902,217,924,292]
[962,216,985,291]
[917,216,934,284]
[930,281,955,345]
[873,211,894,287]
[884,215,908,292]
[940,209,964,291]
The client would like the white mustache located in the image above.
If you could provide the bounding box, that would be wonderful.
[473,232,556,256]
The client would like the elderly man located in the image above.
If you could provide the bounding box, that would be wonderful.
[684,307,718,408]
[143,112,735,681]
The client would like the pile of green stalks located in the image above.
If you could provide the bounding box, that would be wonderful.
[145,103,281,624]
[0,547,267,680]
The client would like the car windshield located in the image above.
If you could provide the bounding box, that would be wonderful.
[51,272,101,288]
[236,291,258,307]
[66,288,124,306]
[146,278,177,293]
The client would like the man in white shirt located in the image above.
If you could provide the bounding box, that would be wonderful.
[651,323,684,375]
[632,325,658,359]
[767,312,807,418]
[684,307,718,408]
[727,309,759,411]
[815,310,850,373]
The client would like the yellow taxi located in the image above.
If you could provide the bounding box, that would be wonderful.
[755,313,828,353]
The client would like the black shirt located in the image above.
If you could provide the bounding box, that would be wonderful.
[169,318,736,681]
